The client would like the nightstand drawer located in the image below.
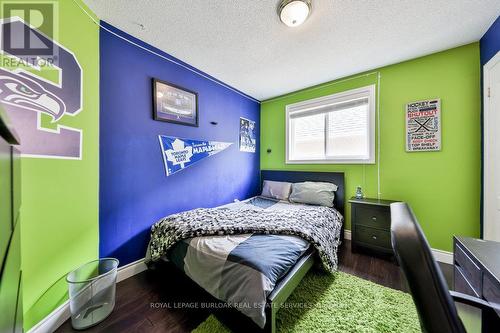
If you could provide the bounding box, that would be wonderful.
[355,205,391,230]
[354,225,391,249]
[349,197,397,256]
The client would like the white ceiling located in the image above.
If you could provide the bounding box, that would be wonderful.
[83,0,500,101]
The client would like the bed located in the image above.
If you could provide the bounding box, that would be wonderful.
[146,170,345,333]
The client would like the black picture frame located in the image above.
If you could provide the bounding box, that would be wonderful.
[152,78,199,127]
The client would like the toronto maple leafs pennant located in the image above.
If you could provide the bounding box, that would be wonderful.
[158,135,233,176]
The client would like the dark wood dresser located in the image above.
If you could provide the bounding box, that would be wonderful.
[453,236,500,316]
[349,197,398,255]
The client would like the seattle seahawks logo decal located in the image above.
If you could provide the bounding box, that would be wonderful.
[0,17,83,159]
[0,74,66,121]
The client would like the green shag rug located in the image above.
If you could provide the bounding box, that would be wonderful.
[192,271,421,333]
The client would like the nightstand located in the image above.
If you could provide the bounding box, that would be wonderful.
[349,197,399,255]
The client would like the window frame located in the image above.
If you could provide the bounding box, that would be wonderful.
[285,84,376,164]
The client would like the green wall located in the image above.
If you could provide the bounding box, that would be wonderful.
[0,0,100,330]
[261,43,481,252]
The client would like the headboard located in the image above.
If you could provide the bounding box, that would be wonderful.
[260,170,345,217]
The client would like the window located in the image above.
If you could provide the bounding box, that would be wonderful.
[286,85,376,164]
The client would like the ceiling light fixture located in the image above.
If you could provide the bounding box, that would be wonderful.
[278,0,312,28]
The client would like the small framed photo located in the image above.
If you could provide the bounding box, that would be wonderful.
[153,78,198,127]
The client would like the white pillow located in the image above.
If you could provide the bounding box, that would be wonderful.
[289,181,338,207]
[261,180,292,200]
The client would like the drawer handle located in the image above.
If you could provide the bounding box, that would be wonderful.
[372,235,377,240]
[371,216,377,222]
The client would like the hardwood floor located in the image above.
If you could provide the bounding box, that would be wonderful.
[56,240,453,333]
[338,241,453,292]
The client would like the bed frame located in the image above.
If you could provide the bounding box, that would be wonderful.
[159,170,345,332]
[260,170,345,333]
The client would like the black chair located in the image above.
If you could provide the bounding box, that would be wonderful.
[390,202,500,333]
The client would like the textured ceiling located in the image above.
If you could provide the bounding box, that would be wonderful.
[83,0,500,101]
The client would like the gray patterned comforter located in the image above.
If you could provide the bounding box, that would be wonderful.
[149,197,343,273]
[146,197,343,328]
[148,198,343,272]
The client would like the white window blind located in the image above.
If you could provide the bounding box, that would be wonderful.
[286,85,375,164]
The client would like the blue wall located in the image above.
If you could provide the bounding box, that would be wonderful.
[480,15,500,64]
[99,22,261,266]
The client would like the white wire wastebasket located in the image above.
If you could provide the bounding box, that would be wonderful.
[66,258,119,330]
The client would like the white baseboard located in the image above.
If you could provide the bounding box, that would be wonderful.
[116,258,147,283]
[431,248,454,265]
[26,300,70,333]
[344,229,352,240]
[343,229,453,265]
[27,258,147,333]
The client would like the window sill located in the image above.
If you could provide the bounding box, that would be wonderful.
[286,159,375,165]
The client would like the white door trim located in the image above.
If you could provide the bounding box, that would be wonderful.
[483,51,500,240]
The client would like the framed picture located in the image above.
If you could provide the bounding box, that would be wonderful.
[239,117,256,153]
[153,78,198,127]
[405,98,441,152]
